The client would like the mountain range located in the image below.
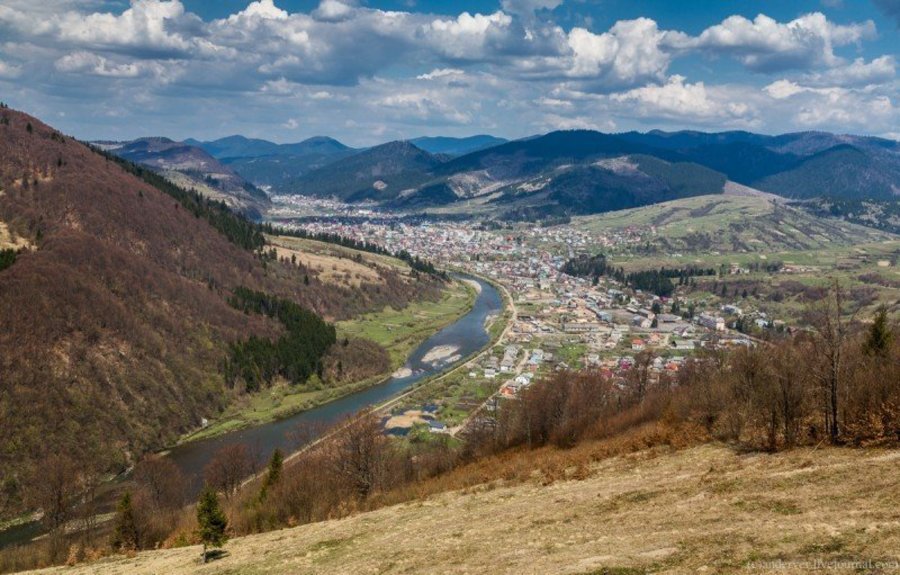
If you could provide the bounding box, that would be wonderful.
[281,129,900,219]
[99,128,899,223]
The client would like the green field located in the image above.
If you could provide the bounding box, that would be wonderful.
[337,279,476,368]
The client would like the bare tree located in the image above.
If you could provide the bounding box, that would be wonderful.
[27,454,79,531]
[326,410,388,500]
[204,444,256,500]
[808,280,852,443]
[133,456,186,510]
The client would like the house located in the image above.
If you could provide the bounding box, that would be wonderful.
[698,313,725,331]
[632,338,646,351]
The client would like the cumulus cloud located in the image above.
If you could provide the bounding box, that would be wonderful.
[0,0,896,142]
[611,75,754,122]
[684,12,876,72]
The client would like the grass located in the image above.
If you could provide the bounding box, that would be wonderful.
[573,195,894,256]
[38,444,900,574]
[337,279,476,368]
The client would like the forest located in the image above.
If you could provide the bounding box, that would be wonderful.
[224,288,337,391]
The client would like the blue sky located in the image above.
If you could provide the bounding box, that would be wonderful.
[0,0,898,145]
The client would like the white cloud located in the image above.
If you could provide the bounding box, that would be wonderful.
[611,75,754,121]
[0,1,895,142]
[0,58,20,78]
[417,68,464,80]
[685,12,876,72]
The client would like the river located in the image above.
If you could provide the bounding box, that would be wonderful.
[164,273,501,491]
[0,274,502,550]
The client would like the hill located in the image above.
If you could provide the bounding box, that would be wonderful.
[0,108,442,491]
[182,136,357,192]
[99,138,270,217]
[574,194,895,254]
[27,444,900,574]
[409,135,507,156]
[285,141,443,201]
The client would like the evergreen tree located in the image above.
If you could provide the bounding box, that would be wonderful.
[197,486,228,563]
[259,448,284,500]
[864,306,893,356]
[111,492,139,551]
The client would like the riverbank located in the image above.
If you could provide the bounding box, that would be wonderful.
[178,278,476,444]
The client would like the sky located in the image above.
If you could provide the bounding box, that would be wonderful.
[0,0,898,145]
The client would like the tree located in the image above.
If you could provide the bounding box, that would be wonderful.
[808,281,851,443]
[651,301,662,314]
[864,306,893,357]
[197,486,228,563]
[259,448,284,500]
[111,492,139,551]
[133,456,185,510]
[327,411,388,499]
[204,444,256,500]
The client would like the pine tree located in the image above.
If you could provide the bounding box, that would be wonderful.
[111,492,139,551]
[864,306,893,356]
[197,486,228,563]
[259,448,284,500]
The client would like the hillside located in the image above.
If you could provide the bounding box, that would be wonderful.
[29,444,900,574]
[574,194,895,254]
[409,135,507,156]
[100,138,270,217]
[0,109,442,488]
[286,141,442,201]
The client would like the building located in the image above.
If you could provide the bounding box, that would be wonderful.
[698,313,725,331]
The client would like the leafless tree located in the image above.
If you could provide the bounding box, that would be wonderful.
[204,444,256,500]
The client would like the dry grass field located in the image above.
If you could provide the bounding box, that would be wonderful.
[31,444,900,575]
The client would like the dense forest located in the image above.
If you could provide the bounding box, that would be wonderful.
[561,253,719,297]
[225,288,337,391]
[0,249,16,272]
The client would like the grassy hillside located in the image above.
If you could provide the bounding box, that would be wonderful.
[574,194,894,254]
[30,444,900,574]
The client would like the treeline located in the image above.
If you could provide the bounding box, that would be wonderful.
[224,287,337,392]
[260,224,446,279]
[0,249,17,272]
[89,146,266,251]
[562,253,718,297]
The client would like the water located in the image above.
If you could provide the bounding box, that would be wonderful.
[0,274,502,549]
[167,274,502,491]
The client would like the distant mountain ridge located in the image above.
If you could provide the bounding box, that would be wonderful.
[277,128,899,218]
[98,137,270,218]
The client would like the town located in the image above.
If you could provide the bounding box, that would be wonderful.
[270,195,779,436]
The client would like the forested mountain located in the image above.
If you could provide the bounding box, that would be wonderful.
[0,108,441,494]
[285,140,444,201]
[278,128,898,218]
[97,138,270,218]
[409,135,507,156]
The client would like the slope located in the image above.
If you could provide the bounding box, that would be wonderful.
[0,108,441,485]
[285,141,442,201]
[30,444,900,574]
[574,194,894,254]
[102,138,270,217]
[409,135,507,156]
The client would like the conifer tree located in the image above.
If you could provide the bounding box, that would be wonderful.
[111,492,139,551]
[197,486,228,563]
[864,306,893,356]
